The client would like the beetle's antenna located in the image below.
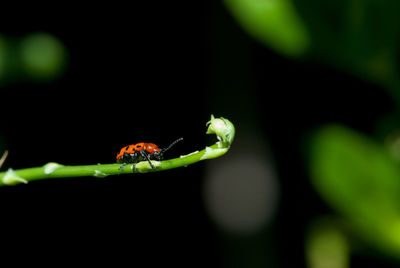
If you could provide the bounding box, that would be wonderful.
[161,138,183,154]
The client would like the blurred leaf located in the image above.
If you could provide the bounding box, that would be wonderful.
[310,125,400,257]
[224,0,310,57]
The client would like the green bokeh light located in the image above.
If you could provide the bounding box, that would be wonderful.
[310,125,400,257]
[19,32,68,81]
[306,219,349,268]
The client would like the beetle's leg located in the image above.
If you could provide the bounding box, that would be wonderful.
[119,163,127,170]
[130,152,138,173]
[132,163,136,172]
[139,150,155,169]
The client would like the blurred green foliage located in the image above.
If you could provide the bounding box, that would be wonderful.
[224,0,400,100]
[224,0,310,57]
[19,33,67,81]
[224,0,400,260]
[306,217,349,268]
[0,32,67,84]
[310,125,400,257]
[293,0,400,100]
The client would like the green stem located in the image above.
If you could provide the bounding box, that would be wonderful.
[0,115,235,186]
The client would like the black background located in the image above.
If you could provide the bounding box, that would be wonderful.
[0,1,397,267]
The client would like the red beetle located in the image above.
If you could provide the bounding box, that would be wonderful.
[116,138,183,170]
